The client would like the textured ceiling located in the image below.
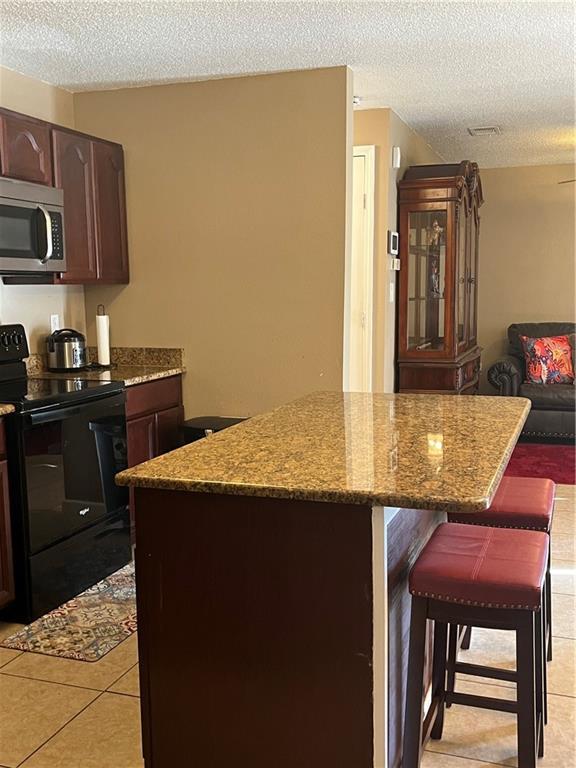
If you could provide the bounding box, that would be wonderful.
[0,1,574,167]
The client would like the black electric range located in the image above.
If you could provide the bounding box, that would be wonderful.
[0,324,132,623]
[0,376,125,414]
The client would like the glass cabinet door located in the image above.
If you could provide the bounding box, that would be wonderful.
[457,205,467,348]
[406,209,447,352]
[468,211,479,344]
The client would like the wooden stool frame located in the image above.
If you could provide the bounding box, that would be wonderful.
[403,596,545,768]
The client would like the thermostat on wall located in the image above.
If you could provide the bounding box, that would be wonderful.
[387,230,399,256]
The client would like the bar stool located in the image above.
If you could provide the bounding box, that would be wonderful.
[448,477,555,664]
[403,522,548,768]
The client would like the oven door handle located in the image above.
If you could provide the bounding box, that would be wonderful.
[37,205,53,264]
[29,404,83,425]
[26,393,126,426]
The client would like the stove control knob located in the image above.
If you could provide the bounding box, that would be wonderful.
[0,333,10,347]
[11,331,23,346]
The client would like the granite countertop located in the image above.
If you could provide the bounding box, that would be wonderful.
[116,391,530,513]
[30,364,184,388]
[0,404,15,417]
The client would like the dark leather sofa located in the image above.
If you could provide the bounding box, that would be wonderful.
[487,322,576,440]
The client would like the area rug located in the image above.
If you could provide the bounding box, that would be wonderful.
[505,442,576,485]
[0,562,136,662]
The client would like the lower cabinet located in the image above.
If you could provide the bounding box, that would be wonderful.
[0,422,14,610]
[126,376,184,539]
[126,414,156,468]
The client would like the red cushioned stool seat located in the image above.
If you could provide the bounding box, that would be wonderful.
[448,477,555,532]
[403,522,549,768]
[409,522,549,609]
[447,476,555,664]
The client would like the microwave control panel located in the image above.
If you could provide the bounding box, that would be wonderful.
[50,212,64,262]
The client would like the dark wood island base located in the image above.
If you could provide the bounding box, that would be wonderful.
[134,488,442,768]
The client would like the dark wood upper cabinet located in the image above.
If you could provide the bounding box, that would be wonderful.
[0,107,130,285]
[92,141,129,284]
[0,113,53,185]
[52,130,98,284]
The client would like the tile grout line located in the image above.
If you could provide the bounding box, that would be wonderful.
[10,658,140,767]
[16,687,142,767]
[0,650,24,668]
[0,668,107,693]
[15,689,106,768]
[424,746,510,767]
[105,660,140,695]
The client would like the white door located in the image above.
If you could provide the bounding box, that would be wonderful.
[344,146,375,392]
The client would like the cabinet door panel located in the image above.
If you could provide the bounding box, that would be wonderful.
[126,414,156,543]
[0,459,14,610]
[156,406,183,457]
[127,414,156,467]
[0,114,52,185]
[92,141,129,283]
[52,130,98,283]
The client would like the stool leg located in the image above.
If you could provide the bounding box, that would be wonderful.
[445,623,458,709]
[403,596,428,768]
[430,620,448,740]
[516,611,537,768]
[546,559,552,662]
[461,624,472,650]
[535,609,545,758]
[542,582,549,726]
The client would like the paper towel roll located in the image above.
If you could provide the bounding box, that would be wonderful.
[96,309,110,366]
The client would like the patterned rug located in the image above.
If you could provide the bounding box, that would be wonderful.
[0,562,137,662]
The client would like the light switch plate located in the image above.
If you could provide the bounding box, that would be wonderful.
[50,314,60,332]
[387,230,399,256]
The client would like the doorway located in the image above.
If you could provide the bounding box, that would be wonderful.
[344,145,375,392]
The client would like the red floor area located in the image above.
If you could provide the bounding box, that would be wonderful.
[505,442,576,485]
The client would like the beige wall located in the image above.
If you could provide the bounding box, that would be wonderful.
[478,163,576,390]
[75,67,351,416]
[353,108,442,391]
[0,66,86,352]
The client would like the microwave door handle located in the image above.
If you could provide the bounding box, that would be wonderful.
[37,205,53,263]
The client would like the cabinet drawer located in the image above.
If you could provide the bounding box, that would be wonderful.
[0,421,6,459]
[126,376,182,420]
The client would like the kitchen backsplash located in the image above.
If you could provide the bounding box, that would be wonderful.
[26,347,184,373]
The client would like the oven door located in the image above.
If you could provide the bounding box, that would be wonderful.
[0,197,65,274]
[22,393,128,554]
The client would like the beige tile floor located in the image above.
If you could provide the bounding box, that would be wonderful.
[0,485,574,767]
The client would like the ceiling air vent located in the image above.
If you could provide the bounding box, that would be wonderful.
[467,126,502,137]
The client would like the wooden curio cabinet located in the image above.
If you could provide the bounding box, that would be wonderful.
[397,161,483,394]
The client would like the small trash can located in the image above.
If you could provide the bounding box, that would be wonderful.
[182,416,246,444]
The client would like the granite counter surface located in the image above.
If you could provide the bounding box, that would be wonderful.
[30,365,184,387]
[116,391,530,513]
[0,404,15,417]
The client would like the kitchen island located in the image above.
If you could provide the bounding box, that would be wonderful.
[117,391,529,768]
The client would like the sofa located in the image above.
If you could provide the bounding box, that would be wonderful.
[487,322,576,440]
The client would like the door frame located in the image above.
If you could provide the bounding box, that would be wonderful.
[343,144,376,392]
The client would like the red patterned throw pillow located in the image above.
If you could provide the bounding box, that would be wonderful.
[520,335,575,384]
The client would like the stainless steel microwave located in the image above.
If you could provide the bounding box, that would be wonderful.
[0,178,66,274]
